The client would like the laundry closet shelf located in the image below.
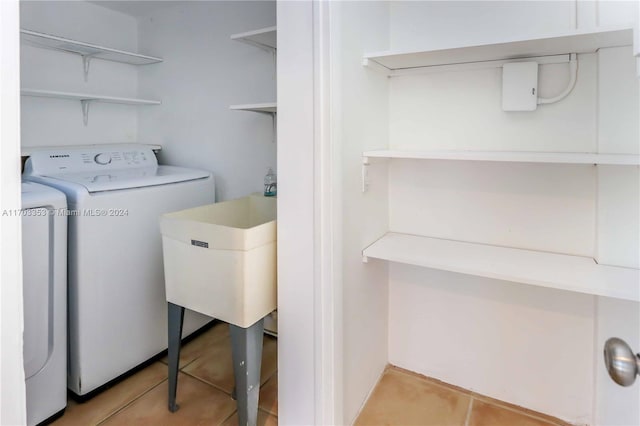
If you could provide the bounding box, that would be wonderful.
[363,150,640,165]
[22,89,161,105]
[363,233,640,302]
[21,29,163,65]
[230,26,277,51]
[363,25,633,72]
[22,89,160,126]
[230,103,277,113]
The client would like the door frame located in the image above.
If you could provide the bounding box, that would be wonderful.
[277,0,340,424]
[0,0,27,424]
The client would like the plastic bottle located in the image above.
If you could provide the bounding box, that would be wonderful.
[264,168,277,197]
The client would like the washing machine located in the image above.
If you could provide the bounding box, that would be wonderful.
[21,181,67,425]
[24,144,215,397]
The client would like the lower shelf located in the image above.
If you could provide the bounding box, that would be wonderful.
[362,232,640,302]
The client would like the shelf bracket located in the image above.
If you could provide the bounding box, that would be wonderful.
[236,38,276,55]
[362,58,391,76]
[81,55,94,82]
[253,110,277,142]
[362,157,370,192]
[271,112,277,143]
[80,99,91,126]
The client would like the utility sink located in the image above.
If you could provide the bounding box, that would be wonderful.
[160,194,276,328]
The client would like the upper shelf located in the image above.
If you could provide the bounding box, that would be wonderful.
[230,26,277,52]
[230,103,277,114]
[21,29,163,65]
[363,25,634,71]
[363,150,640,166]
[363,232,640,302]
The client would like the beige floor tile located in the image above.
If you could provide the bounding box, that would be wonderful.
[470,394,570,426]
[161,322,230,368]
[100,373,236,426]
[390,366,473,396]
[182,335,277,394]
[259,375,278,416]
[354,368,470,426]
[221,409,278,426]
[51,362,167,426]
[468,400,559,426]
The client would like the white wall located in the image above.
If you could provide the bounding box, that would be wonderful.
[330,2,391,424]
[381,1,639,424]
[20,1,140,148]
[137,1,276,202]
[389,0,577,51]
[1,1,26,424]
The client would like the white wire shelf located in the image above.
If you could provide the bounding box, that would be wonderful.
[22,89,160,105]
[21,29,163,66]
[22,88,161,125]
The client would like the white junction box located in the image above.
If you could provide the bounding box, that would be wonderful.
[502,61,538,111]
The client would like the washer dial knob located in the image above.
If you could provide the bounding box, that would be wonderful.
[94,153,112,165]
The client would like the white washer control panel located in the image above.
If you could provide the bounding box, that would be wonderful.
[24,145,158,175]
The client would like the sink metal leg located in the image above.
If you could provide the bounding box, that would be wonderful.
[167,302,185,413]
[230,319,264,426]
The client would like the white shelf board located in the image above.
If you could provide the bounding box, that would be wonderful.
[21,143,162,157]
[22,89,160,105]
[363,150,640,165]
[363,233,640,302]
[230,26,277,51]
[21,29,162,65]
[229,102,277,113]
[364,26,633,71]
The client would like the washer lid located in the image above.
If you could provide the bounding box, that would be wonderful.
[42,165,211,193]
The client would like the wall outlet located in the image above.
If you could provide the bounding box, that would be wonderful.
[502,62,538,111]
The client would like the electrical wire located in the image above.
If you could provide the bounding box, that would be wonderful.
[537,53,578,105]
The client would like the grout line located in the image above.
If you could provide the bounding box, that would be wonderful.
[179,370,235,396]
[95,378,168,425]
[260,369,277,387]
[258,407,277,417]
[390,366,570,426]
[476,397,569,426]
[179,355,202,371]
[464,398,474,426]
[216,409,237,426]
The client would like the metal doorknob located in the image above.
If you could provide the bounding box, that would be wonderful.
[604,337,640,387]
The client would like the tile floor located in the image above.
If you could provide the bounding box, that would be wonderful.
[355,367,571,426]
[51,322,278,426]
[51,324,567,426]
